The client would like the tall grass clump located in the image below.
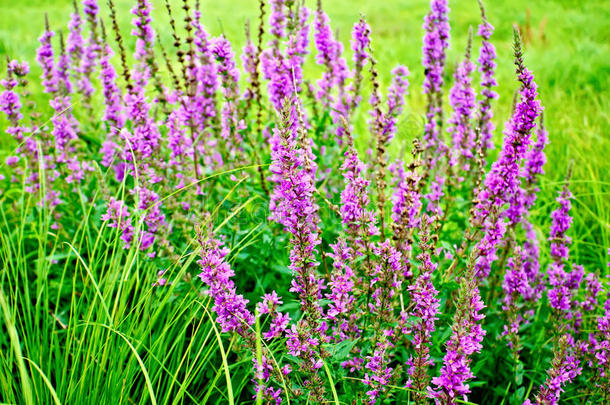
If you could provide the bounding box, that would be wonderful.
[0,0,608,404]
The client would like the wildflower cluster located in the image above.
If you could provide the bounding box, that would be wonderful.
[1,0,607,404]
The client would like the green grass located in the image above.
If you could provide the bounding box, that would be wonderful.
[0,182,251,404]
[0,0,609,403]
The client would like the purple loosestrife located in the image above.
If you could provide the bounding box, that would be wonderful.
[269,103,322,314]
[37,20,59,95]
[241,25,258,104]
[368,240,404,322]
[448,34,477,176]
[120,3,161,177]
[325,238,357,340]
[517,119,548,293]
[363,330,395,404]
[505,114,549,229]
[102,197,134,247]
[547,181,578,320]
[122,89,160,171]
[196,225,294,403]
[313,4,338,109]
[339,135,379,255]
[501,246,531,359]
[389,151,423,267]
[501,117,549,354]
[134,186,166,256]
[268,101,327,398]
[108,7,165,254]
[57,33,73,95]
[99,28,125,168]
[476,0,498,155]
[406,215,440,403]
[197,230,255,333]
[261,3,310,119]
[67,1,85,88]
[0,62,26,143]
[524,335,582,405]
[349,17,371,111]
[261,0,291,111]
[131,0,155,89]
[80,0,101,99]
[382,66,410,143]
[472,28,542,279]
[212,36,244,154]
[191,13,220,168]
[261,48,290,112]
[590,298,610,395]
[430,265,486,404]
[38,22,91,187]
[370,61,410,239]
[353,240,405,403]
[313,1,349,126]
[1,60,37,185]
[286,6,310,94]
[268,0,287,44]
[523,116,548,207]
[421,0,450,171]
[257,291,291,340]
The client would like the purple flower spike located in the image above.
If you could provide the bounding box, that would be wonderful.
[430,273,486,403]
[448,39,477,174]
[525,335,582,405]
[197,232,255,334]
[473,28,542,279]
[422,0,450,169]
[476,1,498,155]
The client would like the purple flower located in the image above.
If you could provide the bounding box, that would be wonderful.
[525,335,582,405]
[212,36,243,151]
[382,66,409,143]
[476,4,498,154]
[430,272,486,403]
[339,143,379,253]
[80,0,101,98]
[265,312,290,340]
[472,30,542,278]
[67,3,85,89]
[448,43,477,173]
[325,238,356,340]
[589,299,610,384]
[349,17,371,110]
[102,198,134,247]
[390,159,422,252]
[363,330,394,404]
[406,215,440,399]
[422,0,450,169]
[37,24,59,95]
[197,233,255,334]
[269,100,322,319]
[257,291,283,315]
[313,6,346,110]
[268,0,287,42]
[368,241,404,318]
[130,0,155,89]
[547,183,576,314]
[99,40,125,168]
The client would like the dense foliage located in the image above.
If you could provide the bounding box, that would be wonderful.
[0,0,608,404]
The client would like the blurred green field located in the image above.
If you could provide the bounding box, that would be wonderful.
[1,0,609,264]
